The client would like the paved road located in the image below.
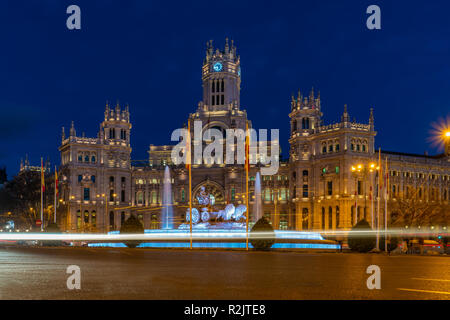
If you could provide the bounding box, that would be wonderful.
[0,247,448,299]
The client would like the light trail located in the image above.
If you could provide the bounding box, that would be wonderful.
[411,278,450,283]
[0,228,445,242]
[397,288,450,295]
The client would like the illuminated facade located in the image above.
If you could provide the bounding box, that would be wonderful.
[58,40,450,234]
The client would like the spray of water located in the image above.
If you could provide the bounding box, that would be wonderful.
[161,166,174,229]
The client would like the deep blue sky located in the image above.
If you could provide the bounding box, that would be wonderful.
[0,0,449,178]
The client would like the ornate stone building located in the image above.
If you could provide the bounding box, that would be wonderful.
[58,40,450,234]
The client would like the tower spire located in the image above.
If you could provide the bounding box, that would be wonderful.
[341,104,350,123]
[369,107,374,130]
[70,121,76,137]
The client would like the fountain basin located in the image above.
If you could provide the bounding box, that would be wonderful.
[88,229,340,250]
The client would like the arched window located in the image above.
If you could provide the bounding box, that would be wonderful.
[109,212,115,230]
[292,120,297,132]
[137,191,144,205]
[264,188,271,202]
[322,207,326,230]
[322,145,327,154]
[328,207,333,229]
[336,206,340,229]
[76,210,81,229]
[302,208,308,230]
[84,155,89,162]
[221,94,224,105]
[84,210,89,224]
[181,189,185,202]
[211,95,215,106]
[91,211,96,227]
[109,176,114,183]
[221,79,224,92]
[302,170,308,177]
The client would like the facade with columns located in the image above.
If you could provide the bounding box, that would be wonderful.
[57,40,450,234]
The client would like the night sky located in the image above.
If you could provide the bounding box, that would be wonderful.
[0,1,449,178]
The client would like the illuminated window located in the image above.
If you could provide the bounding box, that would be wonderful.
[302,208,308,230]
[91,211,96,227]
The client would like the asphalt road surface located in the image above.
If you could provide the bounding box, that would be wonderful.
[0,247,448,300]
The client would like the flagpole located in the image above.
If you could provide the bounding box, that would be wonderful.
[384,157,388,252]
[245,120,249,251]
[41,157,44,232]
[188,119,193,250]
[376,148,381,250]
[54,166,57,224]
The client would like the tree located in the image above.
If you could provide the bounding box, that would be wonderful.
[390,186,446,228]
[1,170,55,229]
[0,167,7,184]
[120,215,144,248]
[348,219,376,253]
[250,217,276,250]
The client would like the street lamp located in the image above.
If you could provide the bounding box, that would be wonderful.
[351,163,379,225]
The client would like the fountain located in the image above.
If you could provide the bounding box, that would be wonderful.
[92,169,340,250]
[161,166,173,229]
[253,172,263,222]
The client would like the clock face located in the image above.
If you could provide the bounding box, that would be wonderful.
[213,62,223,72]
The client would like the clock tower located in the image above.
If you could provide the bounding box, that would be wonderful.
[201,38,241,112]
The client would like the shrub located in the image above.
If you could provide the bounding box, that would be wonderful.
[120,215,144,248]
[347,219,376,253]
[250,217,275,250]
[42,222,63,246]
[379,235,399,252]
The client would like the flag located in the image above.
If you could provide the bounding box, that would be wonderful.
[55,167,58,197]
[41,158,45,193]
